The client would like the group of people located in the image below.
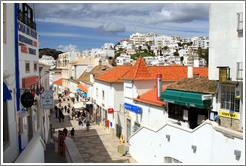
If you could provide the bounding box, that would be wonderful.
[62,127,75,141]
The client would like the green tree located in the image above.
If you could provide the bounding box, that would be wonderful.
[138,46,142,51]
[173,52,179,56]
[198,47,203,58]
[204,48,209,66]
[163,46,169,50]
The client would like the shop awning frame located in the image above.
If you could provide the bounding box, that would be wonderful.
[161,89,212,109]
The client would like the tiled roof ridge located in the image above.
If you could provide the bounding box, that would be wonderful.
[131,56,154,79]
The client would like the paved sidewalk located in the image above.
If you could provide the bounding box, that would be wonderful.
[50,95,137,163]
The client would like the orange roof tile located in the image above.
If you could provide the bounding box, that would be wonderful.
[148,66,208,81]
[123,56,154,80]
[54,73,62,75]
[133,84,170,106]
[94,65,132,82]
[53,79,62,86]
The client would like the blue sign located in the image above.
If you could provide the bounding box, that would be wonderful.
[124,103,142,114]
[110,122,112,127]
[41,90,54,109]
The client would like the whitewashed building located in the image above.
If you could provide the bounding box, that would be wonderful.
[209,3,244,131]
[3,3,46,163]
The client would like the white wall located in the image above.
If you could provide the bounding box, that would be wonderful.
[129,121,244,164]
[75,65,87,80]
[209,3,244,81]
[134,80,156,97]
[3,4,19,163]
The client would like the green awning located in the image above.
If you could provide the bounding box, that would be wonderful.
[161,89,212,109]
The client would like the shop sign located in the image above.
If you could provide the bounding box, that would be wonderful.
[22,76,39,88]
[219,68,227,82]
[108,108,114,114]
[41,90,54,109]
[21,92,34,107]
[219,111,238,119]
[18,21,37,39]
[124,103,142,114]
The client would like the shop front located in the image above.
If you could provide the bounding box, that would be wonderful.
[161,89,213,129]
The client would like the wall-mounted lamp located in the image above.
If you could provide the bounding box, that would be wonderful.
[166,135,170,142]
[234,150,241,160]
[191,145,197,153]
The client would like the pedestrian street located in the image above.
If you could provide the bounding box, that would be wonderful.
[50,94,137,163]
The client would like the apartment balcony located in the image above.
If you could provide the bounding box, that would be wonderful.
[18,11,36,31]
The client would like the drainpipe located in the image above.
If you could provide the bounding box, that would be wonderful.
[15,3,22,153]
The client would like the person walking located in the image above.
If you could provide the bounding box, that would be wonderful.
[61,113,64,122]
[55,106,58,118]
[67,108,70,121]
[78,118,82,128]
[70,128,75,141]
[63,127,68,137]
[58,108,62,123]
[86,119,90,132]
[64,105,67,113]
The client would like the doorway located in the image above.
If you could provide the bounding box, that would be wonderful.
[126,119,131,142]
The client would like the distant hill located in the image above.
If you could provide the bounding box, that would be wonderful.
[39,48,63,60]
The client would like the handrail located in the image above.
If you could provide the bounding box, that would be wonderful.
[129,120,243,141]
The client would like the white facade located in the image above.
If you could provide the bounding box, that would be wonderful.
[39,55,56,69]
[102,43,115,50]
[91,48,115,58]
[209,3,244,130]
[92,80,124,129]
[116,54,132,65]
[3,3,19,163]
[129,121,244,163]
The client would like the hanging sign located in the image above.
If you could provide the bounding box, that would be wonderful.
[124,103,142,114]
[41,90,54,109]
[108,108,114,114]
[21,92,34,108]
[22,76,39,88]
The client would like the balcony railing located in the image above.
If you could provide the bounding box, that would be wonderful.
[18,11,36,31]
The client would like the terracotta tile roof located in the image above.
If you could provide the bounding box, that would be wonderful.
[76,65,112,84]
[133,84,170,106]
[167,77,217,94]
[77,83,88,92]
[148,66,208,81]
[54,73,62,75]
[94,65,132,82]
[121,39,130,42]
[53,78,62,86]
[123,56,154,80]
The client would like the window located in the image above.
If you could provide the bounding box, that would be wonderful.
[236,62,243,80]
[237,12,243,31]
[34,62,38,73]
[3,3,6,43]
[25,61,30,73]
[218,67,230,82]
[3,102,9,149]
[102,90,105,100]
[96,88,98,97]
[168,104,184,120]
[220,84,235,110]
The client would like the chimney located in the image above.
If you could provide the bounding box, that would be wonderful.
[98,58,102,66]
[156,74,162,100]
[187,48,194,78]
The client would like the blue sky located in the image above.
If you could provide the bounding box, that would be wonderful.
[34,3,209,52]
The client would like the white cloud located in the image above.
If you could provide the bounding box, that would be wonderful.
[57,44,78,52]
[35,3,209,36]
[96,23,126,34]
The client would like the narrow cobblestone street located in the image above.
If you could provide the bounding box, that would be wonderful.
[50,95,137,163]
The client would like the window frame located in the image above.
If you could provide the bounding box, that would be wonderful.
[25,61,30,73]
[220,84,235,111]
[102,90,105,100]
[34,61,38,73]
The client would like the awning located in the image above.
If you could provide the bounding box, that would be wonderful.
[3,82,12,102]
[77,83,88,92]
[81,92,87,97]
[161,89,212,109]
[73,102,85,109]
[76,89,82,92]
